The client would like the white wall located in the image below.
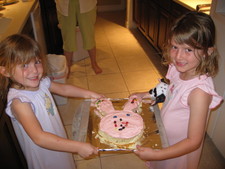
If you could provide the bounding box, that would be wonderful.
[207,0,225,158]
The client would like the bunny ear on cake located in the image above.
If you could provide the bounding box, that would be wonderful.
[93,98,116,118]
[123,95,142,113]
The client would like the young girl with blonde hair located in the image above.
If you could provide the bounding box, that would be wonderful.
[133,11,223,169]
[0,34,103,169]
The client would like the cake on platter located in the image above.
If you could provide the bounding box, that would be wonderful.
[92,96,144,149]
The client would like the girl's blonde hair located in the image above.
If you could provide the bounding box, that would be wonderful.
[0,34,47,98]
[163,11,218,77]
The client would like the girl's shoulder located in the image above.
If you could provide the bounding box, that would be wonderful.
[7,88,31,102]
[6,89,34,119]
[183,76,222,109]
[40,77,51,88]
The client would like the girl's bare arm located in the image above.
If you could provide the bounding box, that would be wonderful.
[135,88,211,160]
[49,81,104,99]
[11,99,98,158]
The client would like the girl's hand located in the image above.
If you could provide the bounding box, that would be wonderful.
[134,145,157,161]
[129,92,149,99]
[77,142,98,158]
[90,92,105,99]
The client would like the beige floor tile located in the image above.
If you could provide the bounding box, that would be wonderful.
[95,34,109,46]
[116,54,154,73]
[100,153,148,169]
[66,76,89,90]
[76,157,101,169]
[70,60,87,78]
[85,53,120,76]
[122,70,162,92]
[110,36,143,47]
[110,44,146,59]
[108,34,139,48]
[87,73,128,94]
[104,92,130,99]
[96,45,114,58]
[96,44,113,55]
[129,89,150,95]
[103,21,125,31]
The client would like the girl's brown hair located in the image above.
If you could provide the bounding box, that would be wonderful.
[163,11,218,77]
[0,34,47,98]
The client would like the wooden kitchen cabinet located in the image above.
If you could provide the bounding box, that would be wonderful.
[157,9,171,51]
[134,0,190,53]
[147,1,158,47]
[133,0,140,25]
[139,0,149,36]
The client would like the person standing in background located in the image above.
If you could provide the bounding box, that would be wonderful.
[55,0,102,76]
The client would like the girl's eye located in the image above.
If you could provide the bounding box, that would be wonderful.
[22,64,28,68]
[185,48,193,52]
[35,60,42,64]
[171,45,177,50]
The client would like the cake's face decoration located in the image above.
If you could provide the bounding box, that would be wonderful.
[99,111,143,139]
[93,96,144,148]
[113,114,129,131]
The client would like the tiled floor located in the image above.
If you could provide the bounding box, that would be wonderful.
[58,10,225,169]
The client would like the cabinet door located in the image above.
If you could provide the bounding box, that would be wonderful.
[133,0,140,24]
[139,0,149,35]
[157,9,171,52]
[147,1,159,47]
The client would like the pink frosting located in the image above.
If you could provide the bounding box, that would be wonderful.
[123,95,142,112]
[95,98,115,115]
[99,110,144,138]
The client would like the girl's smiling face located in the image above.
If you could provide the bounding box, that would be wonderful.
[11,58,43,91]
[170,39,203,80]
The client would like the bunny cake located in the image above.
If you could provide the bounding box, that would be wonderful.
[93,96,144,148]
